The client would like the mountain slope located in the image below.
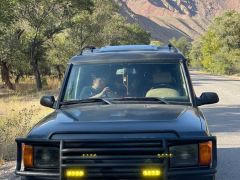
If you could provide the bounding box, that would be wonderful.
[116,0,240,42]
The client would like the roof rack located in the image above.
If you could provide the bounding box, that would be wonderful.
[79,46,96,55]
[167,43,178,53]
[78,44,180,55]
[98,45,159,53]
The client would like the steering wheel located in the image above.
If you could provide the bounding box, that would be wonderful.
[151,83,174,89]
[103,89,119,98]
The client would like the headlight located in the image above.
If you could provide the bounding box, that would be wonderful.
[34,146,59,168]
[169,144,198,167]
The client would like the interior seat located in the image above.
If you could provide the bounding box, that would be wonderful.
[145,71,179,98]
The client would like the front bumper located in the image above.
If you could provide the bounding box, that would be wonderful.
[17,169,216,180]
[15,136,217,180]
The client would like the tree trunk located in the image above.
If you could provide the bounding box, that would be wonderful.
[31,62,42,91]
[0,60,15,90]
[56,65,62,80]
[0,63,4,83]
[30,42,42,91]
[15,71,23,84]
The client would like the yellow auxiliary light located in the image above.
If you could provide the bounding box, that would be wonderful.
[142,168,162,177]
[65,169,85,178]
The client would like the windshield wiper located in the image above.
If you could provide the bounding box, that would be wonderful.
[111,97,169,104]
[60,98,112,106]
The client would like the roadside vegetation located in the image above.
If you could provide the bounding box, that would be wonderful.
[0,0,150,91]
[0,78,60,163]
[162,11,240,76]
[190,10,240,75]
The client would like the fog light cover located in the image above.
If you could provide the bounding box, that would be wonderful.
[142,168,162,177]
[65,169,85,178]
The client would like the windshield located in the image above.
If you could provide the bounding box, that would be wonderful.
[63,62,190,104]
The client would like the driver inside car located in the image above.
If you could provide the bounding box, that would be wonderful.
[80,76,111,99]
[145,69,180,98]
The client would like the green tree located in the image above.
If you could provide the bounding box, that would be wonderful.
[45,32,76,79]
[189,40,202,68]
[69,0,150,47]
[150,40,162,46]
[0,0,27,89]
[17,0,93,90]
[0,0,16,26]
[213,11,240,50]
[191,10,240,74]
[170,37,191,58]
[46,0,150,78]
[1,0,150,90]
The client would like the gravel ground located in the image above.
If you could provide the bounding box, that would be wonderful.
[1,71,240,180]
[0,161,19,180]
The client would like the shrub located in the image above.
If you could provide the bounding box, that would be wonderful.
[0,93,53,161]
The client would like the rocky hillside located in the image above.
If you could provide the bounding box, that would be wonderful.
[116,0,240,42]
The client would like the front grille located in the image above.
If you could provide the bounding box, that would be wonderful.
[60,139,167,179]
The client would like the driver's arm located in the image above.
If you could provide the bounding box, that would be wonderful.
[90,87,110,98]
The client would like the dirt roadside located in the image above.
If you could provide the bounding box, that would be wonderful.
[0,161,20,180]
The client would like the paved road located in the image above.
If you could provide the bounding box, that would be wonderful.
[191,71,240,180]
[0,71,240,180]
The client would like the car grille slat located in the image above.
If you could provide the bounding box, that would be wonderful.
[60,139,166,178]
[62,142,162,148]
[62,163,161,168]
[62,155,157,160]
[62,147,162,153]
[63,159,162,166]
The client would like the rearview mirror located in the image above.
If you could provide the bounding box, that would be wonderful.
[197,92,219,106]
[40,96,55,108]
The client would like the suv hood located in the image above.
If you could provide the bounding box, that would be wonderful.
[27,104,207,139]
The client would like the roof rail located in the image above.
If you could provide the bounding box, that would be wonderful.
[167,43,178,53]
[79,46,96,55]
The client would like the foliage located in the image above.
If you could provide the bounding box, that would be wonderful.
[0,89,54,160]
[45,0,150,79]
[0,0,17,27]
[0,26,28,89]
[190,10,240,74]
[150,40,163,46]
[189,40,202,68]
[0,1,24,89]
[0,0,151,90]
[170,37,192,58]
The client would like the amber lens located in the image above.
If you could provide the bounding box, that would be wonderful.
[23,144,33,168]
[199,141,212,166]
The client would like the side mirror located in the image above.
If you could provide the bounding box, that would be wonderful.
[197,92,219,106]
[40,96,55,108]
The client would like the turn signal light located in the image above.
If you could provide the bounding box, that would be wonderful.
[142,168,162,177]
[23,144,33,168]
[65,169,85,178]
[199,141,212,166]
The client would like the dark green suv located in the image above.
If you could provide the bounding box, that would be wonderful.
[15,45,219,180]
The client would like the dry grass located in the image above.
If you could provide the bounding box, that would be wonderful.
[13,76,61,94]
[0,77,60,163]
